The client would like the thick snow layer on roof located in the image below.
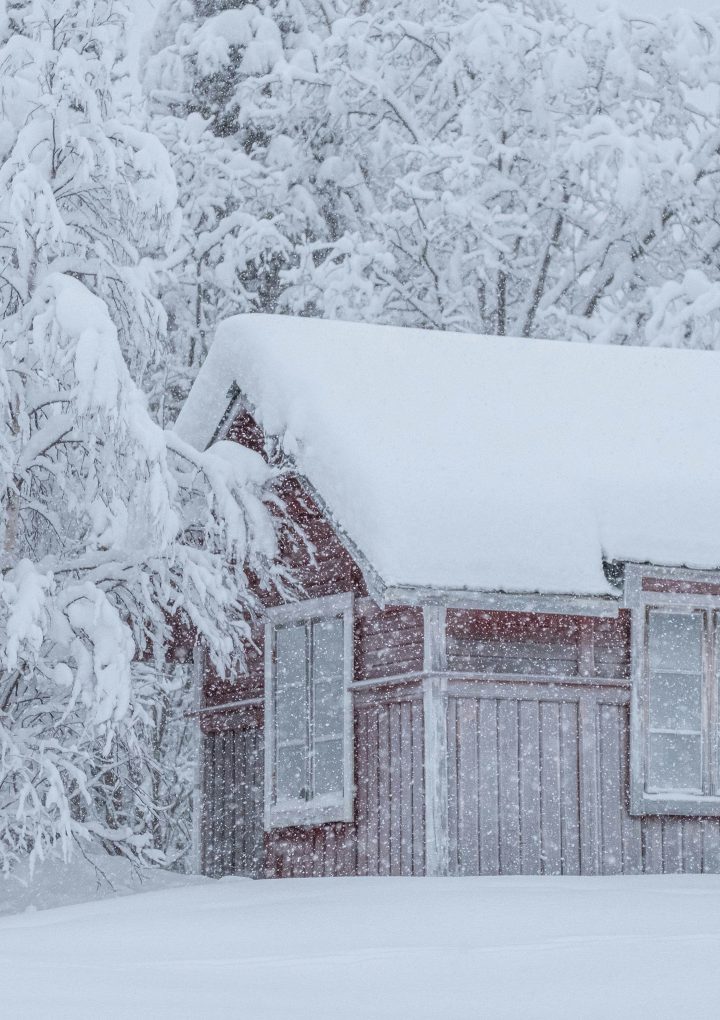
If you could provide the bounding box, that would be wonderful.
[174,314,720,595]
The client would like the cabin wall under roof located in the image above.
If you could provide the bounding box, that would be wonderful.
[201,598,720,878]
[198,416,720,879]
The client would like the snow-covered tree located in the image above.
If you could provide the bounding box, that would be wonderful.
[143,0,368,413]
[0,0,281,873]
[322,1,720,347]
[145,0,720,379]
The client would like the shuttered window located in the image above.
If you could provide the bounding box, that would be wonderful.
[265,594,353,828]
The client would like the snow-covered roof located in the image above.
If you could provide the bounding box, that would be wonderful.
[174,314,720,597]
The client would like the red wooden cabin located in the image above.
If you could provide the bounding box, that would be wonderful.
[175,314,720,878]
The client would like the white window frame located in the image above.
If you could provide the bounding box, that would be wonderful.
[627,564,720,816]
[264,593,354,829]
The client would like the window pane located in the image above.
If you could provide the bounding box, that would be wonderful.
[311,617,345,799]
[275,624,308,803]
[649,671,702,732]
[312,617,344,681]
[276,624,306,688]
[313,738,344,798]
[648,612,702,673]
[648,611,703,737]
[314,679,344,738]
[648,733,702,793]
[276,744,307,802]
[276,682,306,744]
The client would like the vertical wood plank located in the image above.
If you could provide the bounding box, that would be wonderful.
[412,701,425,875]
[498,699,521,874]
[457,698,480,874]
[702,822,720,873]
[598,705,623,875]
[254,728,265,877]
[519,700,542,875]
[324,825,336,877]
[578,698,600,875]
[228,730,238,876]
[244,730,256,874]
[355,707,369,876]
[446,696,459,875]
[662,821,683,874]
[200,733,214,877]
[478,699,500,875]
[245,730,255,873]
[340,823,356,877]
[233,729,245,874]
[377,705,391,875]
[559,701,580,875]
[211,732,222,878]
[619,705,642,874]
[219,730,233,876]
[400,701,414,876]
[683,820,703,874]
[540,701,562,875]
[642,817,664,874]
[367,706,380,875]
[389,702,403,876]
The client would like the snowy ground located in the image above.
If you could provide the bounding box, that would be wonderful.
[3,875,720,1018]
[0,853,205,917]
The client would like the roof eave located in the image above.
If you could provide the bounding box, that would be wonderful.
[381,585,622,618]
[205,385,622,618]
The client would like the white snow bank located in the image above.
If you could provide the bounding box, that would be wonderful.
[2,875,720,1019]
[174,314,720,595]
[0,853,207,917]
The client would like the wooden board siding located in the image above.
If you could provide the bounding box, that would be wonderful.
[355,603,424,681]
[265,823,355,878]
[204,600,422,708]
[201,724,264,878]
[354,690,425,876]
[201,637,264,709]
[446,682,720,876]
[202,470,369,708]
[223,405,368,605]
[445,610,630,680]
[266,474,368,605]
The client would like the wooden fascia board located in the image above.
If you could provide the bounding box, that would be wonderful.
[623,561,720,609]
[383,585,621,618]
[294,475,388,604]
